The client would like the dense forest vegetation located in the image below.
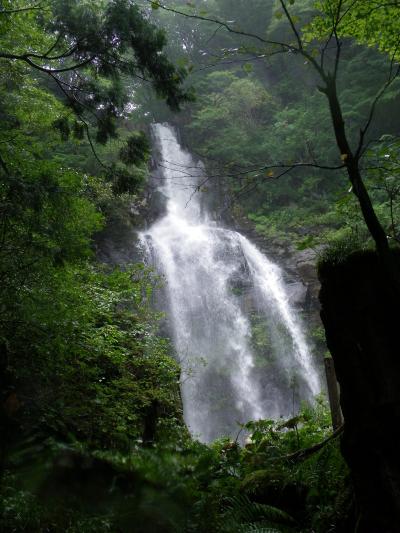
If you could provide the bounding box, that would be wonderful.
[1,1,399,532]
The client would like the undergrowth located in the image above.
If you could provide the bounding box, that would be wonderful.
[0,397,351,532]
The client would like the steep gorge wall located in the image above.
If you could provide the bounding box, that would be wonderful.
[319,250,400,532]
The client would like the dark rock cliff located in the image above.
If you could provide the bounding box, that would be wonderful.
[319,250,400,532]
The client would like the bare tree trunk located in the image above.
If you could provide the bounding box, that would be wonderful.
[322,76,400,292]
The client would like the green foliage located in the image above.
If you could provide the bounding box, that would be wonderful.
[1,397,350,532]
[22,265,181,445]
[240,397,349,531]
[1,0,192,112]
[189,71,277,166]
[149,0,400,253]
[306,0,400,60]
[1,3,381,532]
[317,233,372,270]
[217,494,296,532]
[119,132,151,167]
[0,0,192,194]
[0,4,189,530]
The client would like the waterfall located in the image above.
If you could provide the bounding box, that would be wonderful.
[140,124,320,442]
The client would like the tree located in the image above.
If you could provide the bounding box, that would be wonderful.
[0,0,194,331]
[145,2,400,529]
[0,0,192,480]
[0,0,192,174]
[150,0,400,287]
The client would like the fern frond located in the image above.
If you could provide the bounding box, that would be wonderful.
[217,494,296,532]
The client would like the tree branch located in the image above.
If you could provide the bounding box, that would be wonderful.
[278,424,344,462]
[25,44,78,62]
[156,160,345,184]
[148,1,329,80]
[0,52,94,74]
[0,3,43,14]
[48,73,108,170]
[279,0,303,50]
[355,60,400,160]
[41,33,63,58]
[147,1,293,52]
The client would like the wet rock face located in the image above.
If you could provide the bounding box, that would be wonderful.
[294,248,322,305]
[232,217,322,317]
[285,281,308,308]
[95,211,140,265]
[319,250,400,532]
[94,184,168,266]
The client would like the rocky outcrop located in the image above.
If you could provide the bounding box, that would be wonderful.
[319,250,400,532]
[95,206,140,265]
[231,217,322,320]
[94,187,167,266]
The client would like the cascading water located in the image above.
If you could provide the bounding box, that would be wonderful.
[140,124,320,442]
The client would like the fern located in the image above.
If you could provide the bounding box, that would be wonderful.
[216,494,296,533]
[239,525,285,533]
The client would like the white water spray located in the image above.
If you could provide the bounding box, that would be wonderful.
[140,124,320,442]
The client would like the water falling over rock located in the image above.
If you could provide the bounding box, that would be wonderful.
[140,124,320,442]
